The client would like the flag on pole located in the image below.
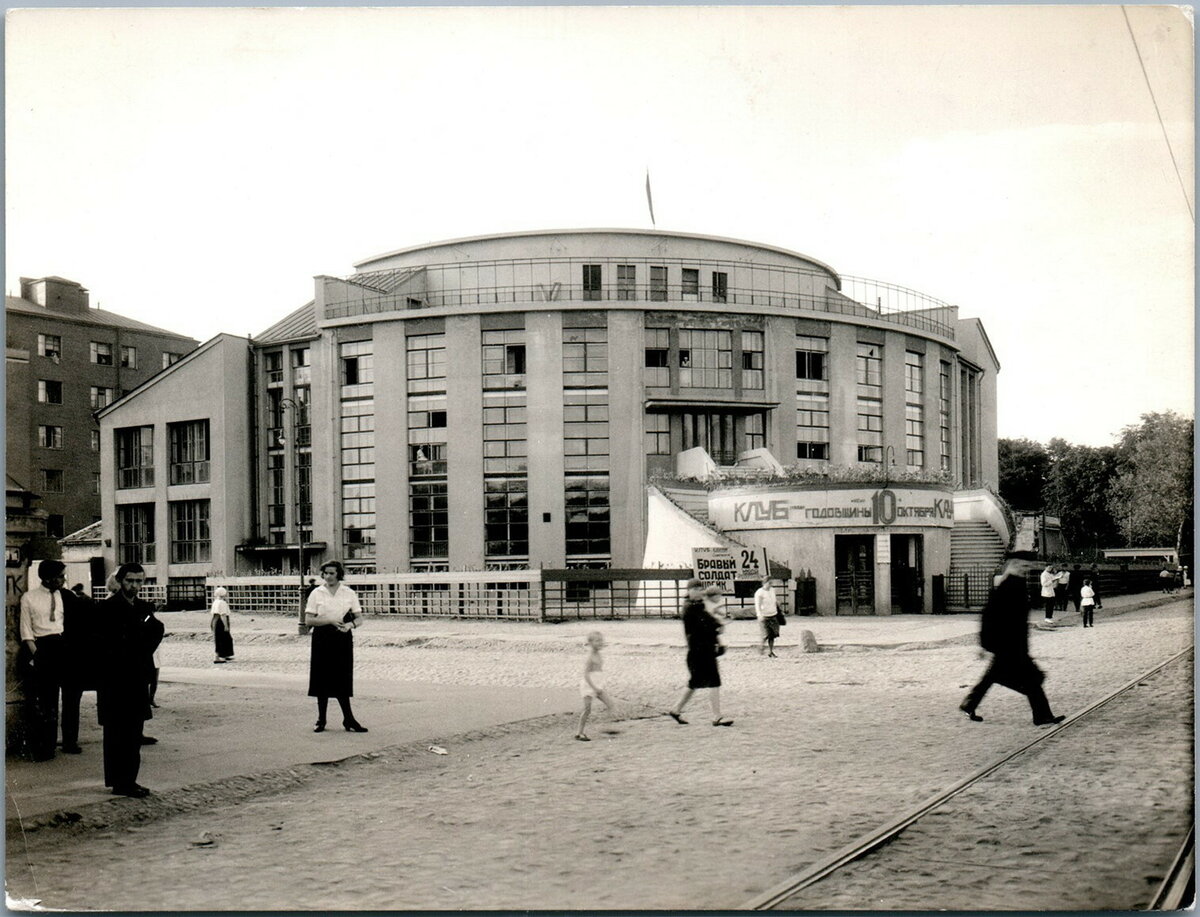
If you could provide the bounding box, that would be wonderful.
[645,169,656,227]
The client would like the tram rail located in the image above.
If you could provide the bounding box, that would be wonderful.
[1149,823,1195,910]
[743,645,1195,910]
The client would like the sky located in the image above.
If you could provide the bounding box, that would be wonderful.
[6,4,1194,447]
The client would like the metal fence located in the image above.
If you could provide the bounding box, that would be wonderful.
[946,564,1177,611]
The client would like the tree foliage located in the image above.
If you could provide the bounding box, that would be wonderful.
[997,438,1049,510]
[1106,411,1194,549]
[1043,438,1121,554]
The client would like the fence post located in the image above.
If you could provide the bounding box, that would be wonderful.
[963,574,971,609]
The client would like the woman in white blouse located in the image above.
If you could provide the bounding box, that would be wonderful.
[304,561,367,733]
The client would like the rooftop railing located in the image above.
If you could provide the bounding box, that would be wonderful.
[322,257,958,339]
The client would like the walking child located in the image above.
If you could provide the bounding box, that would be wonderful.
[576,631,614,741]
[1080,578,1096,627]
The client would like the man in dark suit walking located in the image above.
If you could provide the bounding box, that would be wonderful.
[960,552,1066,727]
[97,563,164,797]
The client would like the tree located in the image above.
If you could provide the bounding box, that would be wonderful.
[1043,438,1121,556]
[1107,411,1194,549]
[998,438,1049,511]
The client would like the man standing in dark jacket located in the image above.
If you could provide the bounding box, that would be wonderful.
[960,553,1066,726]
[97,563,164,797]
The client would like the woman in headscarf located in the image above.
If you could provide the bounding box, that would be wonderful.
[210,586,234,664]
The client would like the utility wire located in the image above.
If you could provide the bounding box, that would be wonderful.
[1121,5,1194,223]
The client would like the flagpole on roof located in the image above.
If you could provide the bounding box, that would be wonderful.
[645,169,656,228]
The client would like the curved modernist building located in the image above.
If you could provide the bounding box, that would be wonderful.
[99,229,1003,614]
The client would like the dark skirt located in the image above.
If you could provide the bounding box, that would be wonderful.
[686,649,721,690]
[213,619,234,658]
[308,625,354,698]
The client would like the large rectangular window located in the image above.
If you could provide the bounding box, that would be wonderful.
[482,330,526,390]
[649,266,668,301]
[644,327,670,387]
[856,343,883,388]
[291,346,311,386]
[857,398,883,463]
[341,398,376,483]
[169,420,210,485]
[408,333,448,564]
[162,352,182,369]
[90,386,114,409]
[905,352,925,469]
[563,390,608,473]
[169,499,211,564]
[120,346,137,369]
[582,264,602,301]
[679,329,732,388]
[796,335,828,381]
[340,341,374,395]
[939,361,952,472]
[744,413,766,451]
[340,340,375,562]
[41,469,64,493]
[681,268,699,298]
[116,425,154,488]
[406,333,446,395]
[118,504,155,565]
[565,476,610,557]
[38,380,62,404]
[38,425,63,449]
[37,334,61,360]
[741,331,764,390]
[712,271,728,303]
[645,414,671,455]
[410,481,448,558]
[484,477,528,558]
[563,326,607,388]
[797,394,830,460]
[342,482,376,560]
[616,264,637,301]
[482,397,527,475]
[90,341,113,365]
[118,504,155,564]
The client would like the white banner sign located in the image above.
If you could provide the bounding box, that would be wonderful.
[710,487,955,530]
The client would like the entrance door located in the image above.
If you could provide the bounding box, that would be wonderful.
[890,534,924,614]
[835,535,875,615]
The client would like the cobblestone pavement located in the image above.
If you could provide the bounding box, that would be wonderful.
[5,598,1193,911]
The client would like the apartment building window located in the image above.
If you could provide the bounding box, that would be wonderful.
[482,330,526,390]
[644,328,670,387]
[406,333,446,395]
[681,268,700,298]
[93,472,101,495]
[38,425,63,449]
[46,515,64,539]
[563,390,608,473]
[649,266,668,301]
[741,331,764,390]
[482,397,527,475]
[906,404,925,469]
[297,451,312,532]
[342,483,376,560]
[857,398,883,463]
[645,414,671,455]
[41,469,64,493]
[169,419,211,485]
[745,413,766,451]
[939,361,952,472]
[116,425,155,488]
[91,430,100,452]
[484,476,529,558]
[162,352,182,369]
[563,326,607,388]
[90,386,114,409]
[120,346,137,369]
[796,335,828,381]
[856,343,883,388]
[290,346,311,385]
[264,351,284,386]
[118,503,155,565]
[90,342,113,365]
[565,476,610,556]
[905,352,925,469]
[37,334,61,360]
[292,386,312,446]
[712,271,728,303]
[796,394,830,460]
[341,399,376,482]
[267,452,286,531]
[38,380,62,404]
[582,264,602,301]
[410,481,448,559]
[679,329,732,388]
[169,499,211,564]
[616,264,637,301]
[340,341,374,393]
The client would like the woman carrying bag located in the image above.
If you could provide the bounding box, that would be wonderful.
[304,561,367,734]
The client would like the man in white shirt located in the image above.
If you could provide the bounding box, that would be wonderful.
[1039,564,1057,624]
[754,578,781,658]
[19,560,69,761]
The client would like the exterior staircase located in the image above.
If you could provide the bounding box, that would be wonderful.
[950,520,1007,571]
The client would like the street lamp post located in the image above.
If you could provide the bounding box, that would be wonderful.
[278,397,308,634]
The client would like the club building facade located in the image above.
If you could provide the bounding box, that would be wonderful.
[97,229,1005,614]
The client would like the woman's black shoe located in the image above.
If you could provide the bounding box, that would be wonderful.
[313,721,326,733]
[343,721,368,733]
